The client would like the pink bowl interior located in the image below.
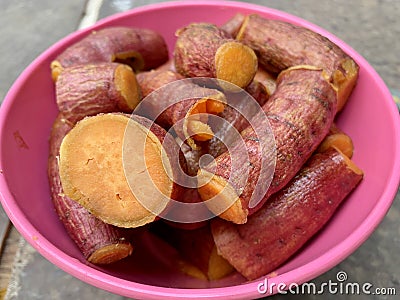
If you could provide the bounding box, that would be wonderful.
[1,1,399,299]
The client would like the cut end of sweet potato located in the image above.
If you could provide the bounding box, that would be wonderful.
[178,260,208,280]
[235,14,249,41]
[197,169,247,224]
[335,58,359,111]
[114,64,141,110]
[254,67,277,96]
[318,133,354,158]
[335,147,363,176]
[185,96,226,143]
[207,245,235,280]
[187,120,214,141]
[112,51,145,72]
[215,41,258,89]
[88,242,133,264]
[59,113,175,228]
[51,60,63,82]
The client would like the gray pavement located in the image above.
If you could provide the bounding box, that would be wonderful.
[1,1,399,299]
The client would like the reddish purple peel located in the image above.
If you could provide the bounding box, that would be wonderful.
[212,148,363,280]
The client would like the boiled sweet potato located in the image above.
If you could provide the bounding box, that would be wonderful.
[48,114,133,264]
[253,67,277,97]
[198,66,337,224]
[56,62,140,124]
[237,14,359,111]
[176,137,207,177]
[58,113,183,228]
[318,123,354,158]
[211,148,363,280]
[174,23,258,89]
[206,82,269,159]
[51,26,168,81]
[136,70,226,148]
[220,13,245,37]
[136,70,185,99]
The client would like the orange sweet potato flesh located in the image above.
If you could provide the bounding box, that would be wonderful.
[237,14,359,111]
[318,123,354,158]
[136,70,226,147]
[48,114,133,264]
[174,23,258,89]
[56,63,140,124]
[51,27,168,81]
[59,113,182,228]
[211,148,363,280]
[198,66,337,224]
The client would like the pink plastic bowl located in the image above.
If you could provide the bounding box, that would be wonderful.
[1,1,399,299]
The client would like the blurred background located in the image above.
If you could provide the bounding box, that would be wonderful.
[0,1,399,299]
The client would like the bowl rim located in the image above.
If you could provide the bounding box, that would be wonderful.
[1,0,400,299]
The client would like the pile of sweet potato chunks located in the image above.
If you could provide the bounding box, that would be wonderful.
[48,13,363,281]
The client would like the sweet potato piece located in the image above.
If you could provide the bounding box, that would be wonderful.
[238,67,275,112]
[174,23,258,89]
[206,83,269,159]
[163,140,213,228]
[136,70,185,99]
[220,13,245,37]
[56,63,140,124]
[244,80,269,109]
[170,80,269,176]
[59,113,182,228]
[198,66,337,224]
[183,68,273,168]
[136,70,226,147]
[48,114,133,264]
[176,137,207,177]
[318,123,354,158]
[237,14,359,110]
[151,222,234,280]
[211,148,363,280]
[253,67,277,97]
[51,26,168,81]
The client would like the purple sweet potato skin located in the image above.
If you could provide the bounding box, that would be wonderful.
[237,14,359,110]
[136,71,225,131]
[136,70,194,128]
[56,63,136,124]
[220,13,246,38]
[48,114,132,261]
[206,82,269,158]
[211,148,363,280]
[204,67,337,217]
[54,27,168,71]
[174,23,232,78]
[136,70,185,99]
[237,14,350,75]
